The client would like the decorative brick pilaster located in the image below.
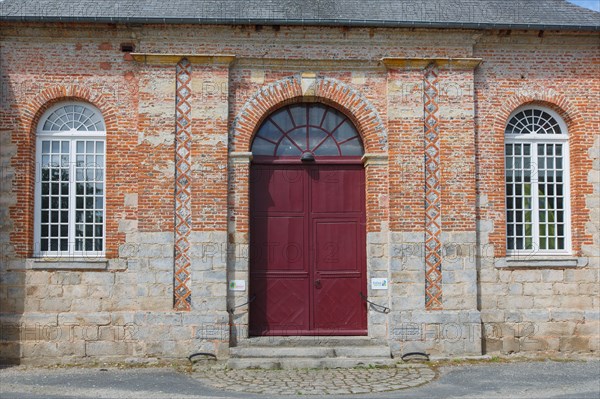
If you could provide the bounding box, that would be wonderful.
[174,58,193,311]
[423,64,443,310]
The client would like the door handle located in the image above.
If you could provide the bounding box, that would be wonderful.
[314,279,321,288]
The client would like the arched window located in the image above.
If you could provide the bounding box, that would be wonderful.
[251,103,364,157]
[504,106,570,254]
[34,102,106,257]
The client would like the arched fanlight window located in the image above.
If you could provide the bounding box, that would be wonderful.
[504,106,570,254]
[35,102,106,257]
[40,103,106,132]
[505,108,564,135]
[251,103,364,157]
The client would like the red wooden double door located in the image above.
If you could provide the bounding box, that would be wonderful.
[249,163,367,336]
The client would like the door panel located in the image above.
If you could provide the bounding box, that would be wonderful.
[251,167,306,213]
[311,167,364,214]
[251,216,305,272]
[314,220,360,273]
[313,278,366,332]
[251,277,309,335]
[250,164,366,336]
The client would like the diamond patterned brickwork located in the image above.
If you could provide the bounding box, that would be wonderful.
[423,64,443,310]
[174,58,192,311]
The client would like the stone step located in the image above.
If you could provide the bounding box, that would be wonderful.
[228,338,393,369]
[235,336,386,348]
[231,347,334,358]
[333,346,391,358]
[230,345,391,359]
[227,357,396,370]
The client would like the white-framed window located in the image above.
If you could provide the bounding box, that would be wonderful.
[504,106,571,256]
[34,102,106,258]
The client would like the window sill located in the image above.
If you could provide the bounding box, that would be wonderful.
[25,258,108,270]
[495,256,588,269]
[11,258,126,271]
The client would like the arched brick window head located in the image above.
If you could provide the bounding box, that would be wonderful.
[504,106,571,255]
[251,103,364,157]
[35,102,106,257]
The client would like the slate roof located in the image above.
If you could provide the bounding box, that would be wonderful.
[1,0,598,31]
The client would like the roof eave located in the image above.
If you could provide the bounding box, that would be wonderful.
[1,16,599,31]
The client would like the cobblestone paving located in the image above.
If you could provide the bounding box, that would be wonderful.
[192,364,436,395]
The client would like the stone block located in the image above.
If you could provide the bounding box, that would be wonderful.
[536,322,576,336]
[390,270,421,283]
[523,283,553,296]
[145,340,176,356]
[22,341,60,358]
[579,283,599,295]
[144,312,182,326]
[501,337,520,354]
[368,244,386,258]
[550,310,584,322]
[199,271,227,283]
[508,283,523,295]
[541,269,564,282]
[481,310,504,323]
[512,270,542,283]
[564,269,598,283]
[38,298,72,312]
[497,295,533,309]
[559,337,590,352]
[366,233,388,245]
[154,272,173,285]
[560,296,589,309]
[141,232,173,245]
[58,312,111,326]
[519,337,548,352]
[25,272,51,285]
[533,296,559,308]
[584,310,600,320]
[148,259,174,274]
[483,338,502,353]
[368,257,387,271]
[182,313,228,326]
[86,341,132,356]
[194,297,226,313]
[522,310,550,322]
[479,268,498,283]
[574,321,600,336]
[505,311,522,323]
[81,273,115,286]
[0,342,21,360]
[49,272,82,285]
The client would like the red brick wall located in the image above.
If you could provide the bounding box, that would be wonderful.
[474,37,598,256]
[1,22,597,260]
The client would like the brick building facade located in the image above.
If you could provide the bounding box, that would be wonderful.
[1,1,598,365]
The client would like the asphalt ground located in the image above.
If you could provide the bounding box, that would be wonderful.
[0,359,598,399]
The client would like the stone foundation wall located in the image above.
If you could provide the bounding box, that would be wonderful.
[384,232,482,357]
[476,135,600,356]
[0,232,229,365]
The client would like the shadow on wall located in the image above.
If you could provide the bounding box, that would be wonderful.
[0,77,25,364]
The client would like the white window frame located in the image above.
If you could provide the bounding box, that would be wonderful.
[504,105,571,257]
[34,102,106,258]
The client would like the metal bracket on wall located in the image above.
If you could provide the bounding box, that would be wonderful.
[228,295,256,314]
[359,292,390,314]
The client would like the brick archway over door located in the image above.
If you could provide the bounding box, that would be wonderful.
[231,75,387,154]
[229,76,390,235]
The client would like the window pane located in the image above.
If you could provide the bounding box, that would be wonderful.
[505,142,533,251]
[37,132,105,255]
